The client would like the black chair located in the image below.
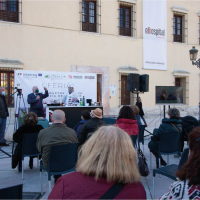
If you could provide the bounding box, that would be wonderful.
[150,131,182,169]
[103,118,117,125]
[138,125,146,151]
[0,184,23,199]
[40,143,79,194]
[153,148,189,199]
[22,133,41,180]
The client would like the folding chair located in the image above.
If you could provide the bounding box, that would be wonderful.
[103,118,117,125]
[21,133,41,180]
[150,131,182,170]
[0,184,23,199]
[40,143,78,195]
[153,148,189,199]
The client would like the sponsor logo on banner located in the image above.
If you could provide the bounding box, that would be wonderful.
[23,73,37,79]
[44,75,50,79]
[84,76,95,80]
[38,74,42,77]
[73,76,82,79]
[50,74,67,80]
[68,75,72,79]
[17,73,22,75]
[145,27,165,38]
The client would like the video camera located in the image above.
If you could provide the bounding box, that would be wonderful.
[15,83,22,96]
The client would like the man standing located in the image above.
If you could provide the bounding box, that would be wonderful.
[62,82,79,105]
[37,109,78,182]
[28,86,49,117]
[0,87,9,146]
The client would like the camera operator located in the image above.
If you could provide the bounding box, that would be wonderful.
[0,87,9,146]
[28,86,49,117]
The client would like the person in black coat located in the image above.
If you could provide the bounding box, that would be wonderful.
[27,86,49,117]
[12,112,43,171]
[148,108,182,168]
[78,108,106,146]
[136,97,147,127]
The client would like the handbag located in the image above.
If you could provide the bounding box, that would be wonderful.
[137,138,150,177]
[99,182,125,199]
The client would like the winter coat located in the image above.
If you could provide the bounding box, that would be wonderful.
[12,124,44,169]
[136,102,144,117]
[181,116,199,131]
[0,95,9,118]
[136,115,142,126]
[152,118,182,141]
[115,118,139,136]
[73,119,89,137]
[78,118,106,146]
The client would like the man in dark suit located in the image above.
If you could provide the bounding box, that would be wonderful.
[28,86,49,117]
[0,87,9,146]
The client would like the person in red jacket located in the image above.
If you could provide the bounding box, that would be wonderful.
[115,106,139,135]
[48,126,146,199]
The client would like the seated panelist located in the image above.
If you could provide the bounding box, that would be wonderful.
[28,86,49,117]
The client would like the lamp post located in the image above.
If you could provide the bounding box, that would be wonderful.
[189,46,200,120]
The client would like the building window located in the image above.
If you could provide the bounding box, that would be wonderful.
[0,0,21,23]
[118,2,136,37]
[173,14,188,43]
[80,0,101,33]
[0,69,15,107]
[121,75,130,105]
[175,77,181,87]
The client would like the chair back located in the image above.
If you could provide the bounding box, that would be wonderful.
[178,148,189,169]
[103,118,117,125]
[138,125,145,145]
[22,133,40,156]
[0,184,23,199]
[159,131,182,155]
[48,143,78,172]
[130,135,137,147]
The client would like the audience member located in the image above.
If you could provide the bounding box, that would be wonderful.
[12,112,43,171]
[73,110,90,137]
[130,105,142,125]
[116,106,138,136]
[136,97,147,127]
[37,109,78,183]
[160,127,200,200]
[148,108,182,168]
[48,126,146,199]
[78,108,106,146]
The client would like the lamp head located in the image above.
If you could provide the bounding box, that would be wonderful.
[189,46,198,61]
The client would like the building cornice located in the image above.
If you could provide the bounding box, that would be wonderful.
[118,0,138,4]
[172,5,189,14]
[0,58,24,68]
[118,66,138,74]
[173,69,190,77]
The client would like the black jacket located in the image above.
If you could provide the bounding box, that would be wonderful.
[152,118,182,141]
[78,118,106,145]
[12,124,43,169]
[0,95,9,118]
[136,102,144,117]
[181,116,199,130]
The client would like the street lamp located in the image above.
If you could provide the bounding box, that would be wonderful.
[189,46,200,120]
[189,46,200,68]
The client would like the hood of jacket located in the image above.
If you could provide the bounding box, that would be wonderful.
[181,116,199,126]
[162,118,182,124]
[116,118,138,135]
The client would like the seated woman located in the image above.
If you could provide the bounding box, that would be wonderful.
[115,106,138,135]
[130,105,142,126]
[148,108,182,168]
[48,126,146,199]
[12,112,43,171]
[160,127,200,200]
[73,110,90,137]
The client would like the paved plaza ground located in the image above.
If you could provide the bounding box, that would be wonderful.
[0,114,196,200]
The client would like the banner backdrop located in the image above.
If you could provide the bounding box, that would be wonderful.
[143,0,167,70]
[14,70,97,109]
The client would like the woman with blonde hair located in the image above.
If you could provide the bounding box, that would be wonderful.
[130,105,142,126]
[48,126,146,199]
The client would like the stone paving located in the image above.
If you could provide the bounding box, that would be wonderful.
[0,114,196,199]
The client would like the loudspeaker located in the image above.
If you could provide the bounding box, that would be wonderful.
[127,74,140,92]
[139,74,149,92]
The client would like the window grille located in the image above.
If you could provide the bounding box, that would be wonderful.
[118,1,136,37]
[0,67,18,107]
[79,0,101,33]
[0,0,22,23]
[173,13,188,43]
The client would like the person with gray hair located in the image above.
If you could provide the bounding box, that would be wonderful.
[27,86,49,117]
[37,109,78,183]
[148,108,182,168]
[0,86,9,146]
